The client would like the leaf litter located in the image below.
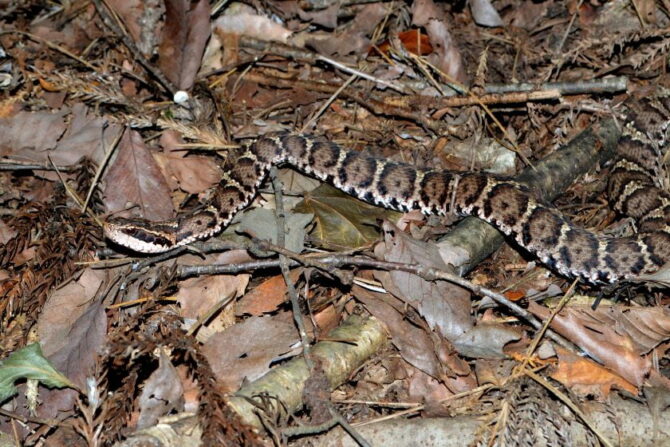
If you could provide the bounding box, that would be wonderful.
[0,0,669,445]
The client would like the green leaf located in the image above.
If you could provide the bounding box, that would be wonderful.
[294,184,400,250]
[0,343,77,403]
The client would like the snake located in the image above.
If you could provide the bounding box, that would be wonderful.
[103,95,670,285]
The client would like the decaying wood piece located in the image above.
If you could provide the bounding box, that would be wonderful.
[227,314,388,428]
[316,394,666,446]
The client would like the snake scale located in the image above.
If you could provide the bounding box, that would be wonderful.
[104,95,670,285]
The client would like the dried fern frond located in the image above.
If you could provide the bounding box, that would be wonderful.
[36,70,142,110]
[157,117,232,149]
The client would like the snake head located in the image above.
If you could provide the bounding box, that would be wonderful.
[103,217,178,254]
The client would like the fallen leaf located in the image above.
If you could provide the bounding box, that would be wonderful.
[294,184,397,250]
[175,251,252,331]
[504,290,525,301]
[550,347,638,399]
[53,104,122,166]
[374,221,473,341]
[176,274,249,321]
[453,324,522,359]
[373,29,433,57]
[105,1,150,55]
[0,220,17,244]
[158,130,221,194]
[354,285,443,379]
[528,302,652,387]
[303,3,387,56]
[469,0,503,27]
[158,0,211,90]
[0,109,68,156]
[237,208,313,254]
[411,0,467,83]
[137,348,185,430]
[103,129,174,220]
[407,367,453,407]
[36,269,108,418]
[201,315,300,392]
[37,269,107,361]
[236,270,301,316]
[213,3,292,44]
[0,105,120,185]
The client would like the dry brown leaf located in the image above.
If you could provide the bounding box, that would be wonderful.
[374,221,473,341]
[374,29,434,57]
[636,0,659,24]
[201,314,300,392]
[137,348,185,430]
[37,77,62,92]
[312,304,340,335]
[106,0,149,53]
[469,0,503,27]
[0,220,17,244]
[550,346,639,399]
[235,270,301,316]
[158,0,211,90]
[529,302,652,387]
[103,129,174,220]
[175,251,252,331]
[52,104,122,166]
[453,323,522,359]
[36,268,108,418]
[176,274,249,320]
[597,306,670,353]
[354,285,444,380]
[411,0,467,83]
[157,130,221,194]
[213,3,292,44]
[0,105,117,171]
[0,109,68,156]
[0,100,21,118]
[407,367,453,407]
[37,269,107,359]
[302,4,387,56]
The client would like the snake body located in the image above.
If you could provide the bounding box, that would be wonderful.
[104,95,670,284]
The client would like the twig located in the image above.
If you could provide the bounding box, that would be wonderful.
[91,0,177,95]
[186,292,238,337]
[555,0,583,55]
[484,76,628,95]
[48,156,104,228]
[237,36,405,93]
[267,171,373,447]
[0,161,77,171]
[82,126,124,213]
[282,404,372,447]
[176,254,574,350]
[523,279,578,362]
[269,167,313,365]
[0,408,60,428]
[316,55,406,93]
[301,73,358,133]
[243,69,444,132]
[252,239,353,284]
[0,30,98,71]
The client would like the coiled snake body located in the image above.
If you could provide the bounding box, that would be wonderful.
[104,95,670,285]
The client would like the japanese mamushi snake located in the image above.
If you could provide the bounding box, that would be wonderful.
[104,95,670,285]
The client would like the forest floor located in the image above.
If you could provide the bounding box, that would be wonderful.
[0,0,669,445]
